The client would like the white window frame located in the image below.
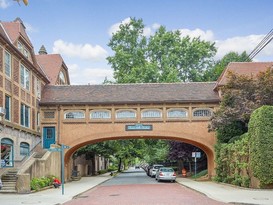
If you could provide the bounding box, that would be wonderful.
[64,111,85,119]
[167,109,188,118]
[20,64,30,90]
[17,41,23,53]
[141,109,162,118]
[35,78,41,99]
[5,50,11,78]
[21,104,30,128]
[5,95,11,121]
[90,110,111,119]
[116,110,136,119]
[59,71,66,85]
[192,108,212,117]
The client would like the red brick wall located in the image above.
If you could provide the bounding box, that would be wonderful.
[0,47,3,73]
[13,98,19,124]
[13,59,19,83]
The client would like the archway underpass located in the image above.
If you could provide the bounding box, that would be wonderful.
[69,136,209,180]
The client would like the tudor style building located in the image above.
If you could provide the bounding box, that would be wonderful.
[0,18,70,173]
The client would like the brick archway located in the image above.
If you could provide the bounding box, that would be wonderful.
[62,121,216,180]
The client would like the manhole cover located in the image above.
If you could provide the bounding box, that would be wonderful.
[253,197,269,200]
[21,201,41,204]
[109,194,120,196]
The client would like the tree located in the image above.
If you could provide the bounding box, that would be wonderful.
[107,17,217,83]
[203,51,250,81]
[210,68,273,143]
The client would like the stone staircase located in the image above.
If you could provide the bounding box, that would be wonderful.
[0,169,18,193]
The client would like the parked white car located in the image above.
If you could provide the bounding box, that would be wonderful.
[155,167,176,182]
[149,164,164,177]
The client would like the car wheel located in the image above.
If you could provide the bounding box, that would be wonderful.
[157,179,161,182]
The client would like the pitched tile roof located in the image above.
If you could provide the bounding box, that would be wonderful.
[216,62,273,88]
[1,18,32,46]
[36,54,64,85]
[40,82,220,105]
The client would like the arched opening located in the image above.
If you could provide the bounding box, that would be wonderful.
[1,138,14,167]
[64,135,214,181]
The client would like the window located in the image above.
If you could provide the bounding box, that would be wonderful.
[17,41,23,52]
[64,111,85,119]
[59,71,66,85]
[116,110,136,119]
[5,51,11,77]
[193,109,212,117]
[167,109,188,118]
[20,64,30,90]
[21,104,30,127]
[5,95,11,121]
[1,138,13,167]
[18,41,29,59]
[20,142,29,156]
[90,110,111,119]
[141,110,162,118]
[35,78,41,99]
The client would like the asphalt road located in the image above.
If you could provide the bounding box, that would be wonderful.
[63,167,226,205]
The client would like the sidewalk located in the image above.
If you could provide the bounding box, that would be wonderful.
[176,177,273,205]
[0,173,273,205]
[0,173,112,205]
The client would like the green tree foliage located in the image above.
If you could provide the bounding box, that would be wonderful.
[210,68,273,143]
[203,51,250,81]
[107,17,216,83]
[249,106,273,187]
[214,133,250,187]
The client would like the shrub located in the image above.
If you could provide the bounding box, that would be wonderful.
[249,106,273,188]
[30,175,57,191]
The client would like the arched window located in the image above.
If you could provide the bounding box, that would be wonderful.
[141,110,162,118]
[1,138,13,167]
[64,111,85,119]
[193,109,212,117]
[116,110,136,119]
[20,142,30,156]
[167,109,188,118]
[90,110,111,119]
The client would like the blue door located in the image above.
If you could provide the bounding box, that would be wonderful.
[43,127,56,149]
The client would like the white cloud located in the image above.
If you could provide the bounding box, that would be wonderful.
[177,28,273,61]
[53,39,108,61]
[108,18,161,37]
[216,35,266,59]
[178,28,215,42]
[24,22,38,33]
[108,17,131,36]
[68,64,114,85]
[0,0,9,8]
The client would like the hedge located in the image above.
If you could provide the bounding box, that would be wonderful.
[249,106,273,188]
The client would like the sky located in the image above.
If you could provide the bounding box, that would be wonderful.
[1,0,273,85]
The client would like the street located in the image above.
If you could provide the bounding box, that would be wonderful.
[63,168,226,205]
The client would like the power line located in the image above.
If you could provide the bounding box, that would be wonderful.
[246,29,273,61]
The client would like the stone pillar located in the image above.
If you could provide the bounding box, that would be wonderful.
[17,174,30,194]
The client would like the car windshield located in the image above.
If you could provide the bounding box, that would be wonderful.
[160,168,174,172]
[154,166,163,169]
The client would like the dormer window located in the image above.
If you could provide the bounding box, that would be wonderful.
[17,41,30,59]
[59,71,66,85]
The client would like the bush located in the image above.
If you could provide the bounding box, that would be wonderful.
[98,170,107,175]
[30,175,57,191]
[249,106,273,188]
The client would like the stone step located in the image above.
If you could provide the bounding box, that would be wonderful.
[0,189,17,193]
